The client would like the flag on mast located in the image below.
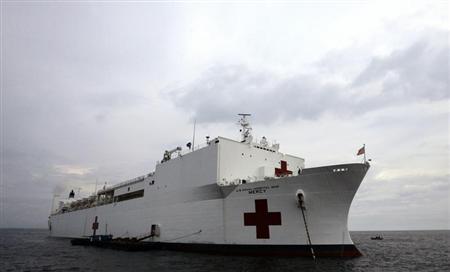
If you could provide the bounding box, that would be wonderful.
[357,145,365,156]
[357,144,367,163]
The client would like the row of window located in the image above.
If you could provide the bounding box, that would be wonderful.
[113,189,145,202]
[254,146,276,153]
[333,168,349,172]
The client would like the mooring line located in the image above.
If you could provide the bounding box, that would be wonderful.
[300,204,316,261]
[163,230,202,242]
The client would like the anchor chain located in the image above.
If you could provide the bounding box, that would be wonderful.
[298,192,316,260]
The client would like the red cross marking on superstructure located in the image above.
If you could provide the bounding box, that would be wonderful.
[244,199,282,239]
[275,160,292,177]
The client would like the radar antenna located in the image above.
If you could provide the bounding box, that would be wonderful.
[238,113,253,144]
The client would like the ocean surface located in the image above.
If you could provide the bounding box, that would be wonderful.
[0,229,448,272]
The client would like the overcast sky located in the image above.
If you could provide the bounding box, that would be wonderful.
[1,1,448,230]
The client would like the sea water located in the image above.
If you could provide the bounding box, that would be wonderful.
[1,229,448,272]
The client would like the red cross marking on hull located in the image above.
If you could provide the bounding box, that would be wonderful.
[275,160,292,177]
[244,199,282,239]
[92,216,99,236]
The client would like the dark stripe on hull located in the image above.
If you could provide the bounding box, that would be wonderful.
[72,239,362,257]
[156,243,362,257]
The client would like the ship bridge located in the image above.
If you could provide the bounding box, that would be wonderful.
[155,114,305,187]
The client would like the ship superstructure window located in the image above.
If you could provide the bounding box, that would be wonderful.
[114,189,144,202]
[254,145,276,153]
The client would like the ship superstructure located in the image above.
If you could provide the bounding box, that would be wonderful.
[49,115,369,257]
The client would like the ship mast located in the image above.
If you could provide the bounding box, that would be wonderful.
[238,113,253,144]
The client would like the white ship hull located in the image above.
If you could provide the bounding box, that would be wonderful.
[49,163,369,257]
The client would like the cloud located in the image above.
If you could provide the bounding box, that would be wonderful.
[1,2,448,231]
[167,64,342,123]
[375,168,447,181]
[352,31,449,103]
[53,164,94,176]
[350,173,449,230]
[85,90,148,110]
[167,32,448,124]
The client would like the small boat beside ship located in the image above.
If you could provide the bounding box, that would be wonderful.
[71,234,161,251]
